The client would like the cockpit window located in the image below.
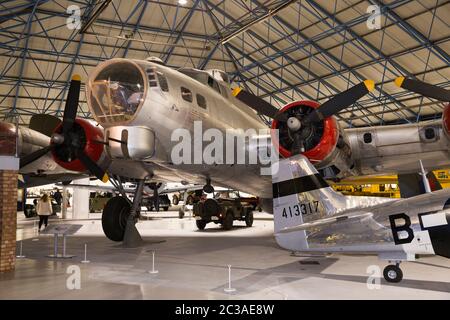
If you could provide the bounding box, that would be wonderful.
[207,76,221,94]
[220,84,229,99]
[157,72,169,92]
[181,87,193,102]
[197,94,207,109]
[147,69,158,87]
[89,61,145,124]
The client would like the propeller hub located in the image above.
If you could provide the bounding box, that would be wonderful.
[287,117,301,132]
[51,133,64,145]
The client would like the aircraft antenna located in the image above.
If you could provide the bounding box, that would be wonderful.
[419,160,431,193]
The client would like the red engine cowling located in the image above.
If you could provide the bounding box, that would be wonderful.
[51,118,104,172]
[271,100,339,163]
[442,103,450,138]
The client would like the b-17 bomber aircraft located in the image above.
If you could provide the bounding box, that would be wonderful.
[3,56,449,245]
[272,154,450,283]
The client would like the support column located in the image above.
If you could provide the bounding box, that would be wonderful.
[0,170,18,273]
[61,186,68,219]
[72,178,90,220]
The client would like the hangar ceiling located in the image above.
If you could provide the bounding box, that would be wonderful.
[0,0,449,128]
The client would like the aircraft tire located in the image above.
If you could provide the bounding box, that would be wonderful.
[383,265,403,283]
[102,196,131,242]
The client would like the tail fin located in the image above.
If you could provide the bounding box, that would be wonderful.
[271,154,346,251]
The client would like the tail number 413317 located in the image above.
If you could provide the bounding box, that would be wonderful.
[282,201,319,219]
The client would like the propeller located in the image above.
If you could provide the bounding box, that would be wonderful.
[28,114,62,137]
[303,80,375,123]
[19,145,53,168]
[233,80,374,123]
[20,75,108,183]
[395,77,450,101]
[233,80,375,154]
[232,87,288,121]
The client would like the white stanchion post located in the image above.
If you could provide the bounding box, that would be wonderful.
[148,251,159,274]
[54,234,58,257]
[62,234,67,257]
[224,265,236,293]
[81,243,90,263]
[16,240,26,258]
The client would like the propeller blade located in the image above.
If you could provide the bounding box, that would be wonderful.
[305,80,375,123]
[20,145,53,168]
[62,75,81,134]
[29,114,62,137]
[76,151,109,183]
[232,87,288,121]
[395,77,450,101]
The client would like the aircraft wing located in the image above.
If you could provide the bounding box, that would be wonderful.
[20,173,88,188]
[276,212,373,234]
[160,185,204,194]
[60,183,204,195]
[276,188,450,235]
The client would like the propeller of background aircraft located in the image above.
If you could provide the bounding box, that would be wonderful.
[19,75,108,182]
[232,80,375,153]
[395,77,450,101]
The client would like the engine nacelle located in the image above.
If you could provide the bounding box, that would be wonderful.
[271,100,339,163]
[51,118,106,172]
[271,100,357,179]
[442,103,450,138]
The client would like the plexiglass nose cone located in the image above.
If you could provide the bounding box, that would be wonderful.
[88,60,146,125]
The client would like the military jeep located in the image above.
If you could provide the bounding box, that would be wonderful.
[193,190,254,230]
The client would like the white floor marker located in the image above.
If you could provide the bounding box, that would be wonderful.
[16,241,26,258]
[149,251,159,274]
[81,243,90,263]
[224,265,236,293]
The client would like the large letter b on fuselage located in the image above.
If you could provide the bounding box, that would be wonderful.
[389,213,414,245]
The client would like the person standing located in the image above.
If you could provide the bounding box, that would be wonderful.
[36,193,53,232]
[53,189,62,205]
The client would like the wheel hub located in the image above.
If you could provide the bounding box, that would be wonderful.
[388,270,397,279]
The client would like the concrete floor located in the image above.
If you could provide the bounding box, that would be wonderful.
[1,209,449,300]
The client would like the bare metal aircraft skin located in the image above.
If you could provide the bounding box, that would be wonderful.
[10,58,450,195]
[3,57,449,245]
[86,58,272,197]
[273,154,450,282]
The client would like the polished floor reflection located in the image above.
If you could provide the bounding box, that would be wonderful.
[2,211,449,299]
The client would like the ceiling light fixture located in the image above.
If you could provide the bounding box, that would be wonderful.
[221,0,297,45]
[86,32,210,51]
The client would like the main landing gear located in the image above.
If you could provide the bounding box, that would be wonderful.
[383,263,403,283]
[101,179,145,247]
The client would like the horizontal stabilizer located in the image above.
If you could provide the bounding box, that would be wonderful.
[275,212,373,234]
